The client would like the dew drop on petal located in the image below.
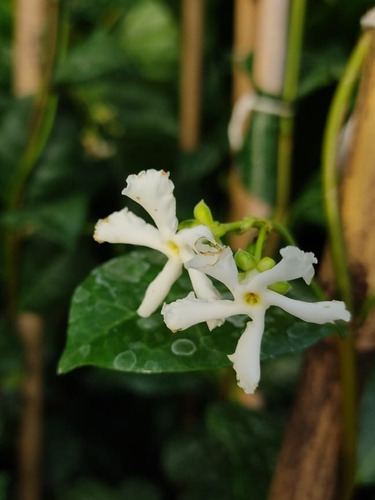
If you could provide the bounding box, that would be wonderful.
[171,339,197,356]
[113,350,137,371]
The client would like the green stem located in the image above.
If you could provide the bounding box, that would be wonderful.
[254,224,268,261]
[274,0,307,224]
[322,30,371,500]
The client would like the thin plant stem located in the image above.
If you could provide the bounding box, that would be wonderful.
[254,224,268,260]
[322,30,372,500]
[274,0,307,224]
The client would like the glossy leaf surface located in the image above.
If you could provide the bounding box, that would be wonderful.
[59,249,343,374]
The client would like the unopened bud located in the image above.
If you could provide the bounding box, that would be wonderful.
[257,257,275,272]
[235,249,257,271]
[193,200,214,226]
[268,281,291,294]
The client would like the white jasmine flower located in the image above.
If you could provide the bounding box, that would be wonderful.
[94,169,223,322]
[162,246,351,394]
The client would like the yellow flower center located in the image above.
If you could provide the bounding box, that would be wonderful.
[244,292,261,306]
[167,241,180,256]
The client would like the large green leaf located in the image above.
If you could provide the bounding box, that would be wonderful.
[59,249,343,375]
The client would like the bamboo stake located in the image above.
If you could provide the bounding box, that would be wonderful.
[341,31,375,341]
[232,0,256,101]
[179,0,204,151]
[17,314,44,500]
[228,0,270,250]
[13,0,47,97]
[12,1,53,499]
[268,340,342,500]
[253,0,290,96]
[269,22,375,500]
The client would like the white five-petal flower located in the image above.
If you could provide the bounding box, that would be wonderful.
[94,169,223,322]
[162,245,351,394]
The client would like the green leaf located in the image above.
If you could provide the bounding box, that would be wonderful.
[55,31,129,85]
[163,401,281,500]
[290,174,326,227]
[19,244,95,313]
[0,98,31,203]
[1,195,87,248]
[59,249,343,375]
[116,0,179,82]
[357,364,375,485]
[236,111,280,205]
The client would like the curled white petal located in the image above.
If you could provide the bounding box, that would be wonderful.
[264,289,351,324]
[187,246,239,293]
[174,225,221,263]
[250,246,317,290]
[162,294,246,332]
[228,311,265,394]
[137,258,182,317]
[122,169,178,239]
[94,208,165,252]
[187,268,224,330]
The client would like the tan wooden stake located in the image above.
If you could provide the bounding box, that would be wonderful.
[17,314,44,500]
[228,0,291,250]
[179,0,204,151]
[13,0,47,97]
[228,0,264,250]
[341,25,375,352]
[269,15,375,500]
[13,1,49,499]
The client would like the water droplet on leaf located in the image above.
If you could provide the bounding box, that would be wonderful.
[113,350,137,370]
[171,339,197,356]
[79,345,91,357]
[143,360,160,372]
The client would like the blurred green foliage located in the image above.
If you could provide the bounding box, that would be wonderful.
[0,0,374,498]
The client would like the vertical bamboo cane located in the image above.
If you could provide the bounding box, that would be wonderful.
[13,1,48,499]
[179,0,204,151]
[229,0,291,250]
[16,314,44,500]
[228,0,263,250]
[13,0,47,97]
[269,24,374,500]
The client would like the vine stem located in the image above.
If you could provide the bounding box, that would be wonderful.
[322,30,372,499]
[274,0,307,224]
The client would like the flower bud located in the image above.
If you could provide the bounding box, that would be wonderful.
[235,249,257,271]
[193,200,214,226]
[267,281,291,294]
[257,257,275,272]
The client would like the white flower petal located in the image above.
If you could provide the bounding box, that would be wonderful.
[187,268,224,330]
[162,294,246,332]
[264,289,351,324]
[228,310,265,394]
[174,225,222,263]
[186,246,239,293]
[249,246,317,290]
[122,170,178,238]
[137,258,182,317]
[94,208,165,252]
